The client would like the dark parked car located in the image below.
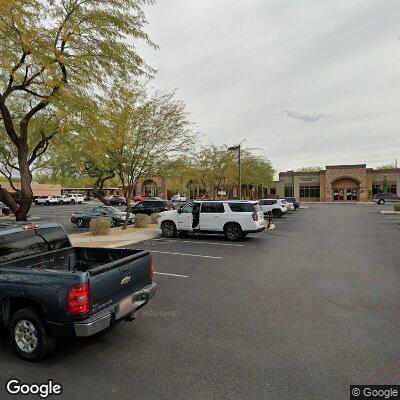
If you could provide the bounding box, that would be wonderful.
[0,202,11,215]
[0,221,156,360]
[283,197,300,209]
[373,193,400,205]
[71,206,133,228]
[109,196,126,206]
[127,200,172,215]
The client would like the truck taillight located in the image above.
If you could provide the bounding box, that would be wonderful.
[252,212,258,221]
[150,257,154,277]
[67,283,90,314]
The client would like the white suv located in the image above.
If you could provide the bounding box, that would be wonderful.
[259,199,287,218]
[158,200,266,241]
[34,196,59,205]
[66,193,84,204]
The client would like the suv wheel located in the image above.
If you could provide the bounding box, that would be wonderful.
[161,221,177,238]
[10,308,55,361]
[224,223,243,241]
[378,199,385,205]
[272,209,283,218]
[76,218,85,228]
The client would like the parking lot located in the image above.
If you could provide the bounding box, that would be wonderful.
[1,203,400,399]
[28,203,123,234]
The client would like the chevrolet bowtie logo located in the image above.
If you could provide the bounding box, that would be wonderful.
[121,276,131,285]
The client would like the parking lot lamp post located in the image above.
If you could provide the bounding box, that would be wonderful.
[228,145,241,200]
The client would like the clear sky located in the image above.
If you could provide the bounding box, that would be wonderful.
[138,0,400,173]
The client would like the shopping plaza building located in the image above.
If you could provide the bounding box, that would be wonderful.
[60,163,400,203]
[275,164,400,202]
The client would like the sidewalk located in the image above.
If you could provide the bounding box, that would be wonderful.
[69,226,161,248]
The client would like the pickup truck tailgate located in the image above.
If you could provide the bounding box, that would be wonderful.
[87,250,152,315]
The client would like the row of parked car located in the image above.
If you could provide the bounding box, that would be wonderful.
[34,193,85,205]
[157,197,301,241]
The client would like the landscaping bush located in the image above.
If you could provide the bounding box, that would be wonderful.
[150,213,159,224]
[394,204,400,212]
[90,217,111,235]
[134,213,151,228]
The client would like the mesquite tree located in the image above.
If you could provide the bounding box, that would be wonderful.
[0,0,155,220]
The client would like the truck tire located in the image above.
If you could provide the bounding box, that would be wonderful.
[9,308,55,361]
[161,221,177,238]
[224,223,243,241]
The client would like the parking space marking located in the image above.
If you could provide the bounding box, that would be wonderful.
[154,272,188,278]
[152,239,243,247]
[151,250,222,259]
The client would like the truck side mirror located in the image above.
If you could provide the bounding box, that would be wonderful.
[177,209,182,214]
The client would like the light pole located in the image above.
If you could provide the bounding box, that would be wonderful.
[228,144,241,200]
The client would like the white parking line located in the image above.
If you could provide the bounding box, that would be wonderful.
[151,250,222,259]
[152,239,243,247]
[154,272,188,278]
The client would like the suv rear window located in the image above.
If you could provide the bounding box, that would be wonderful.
[228,203,260,212]
[260,200,276,205]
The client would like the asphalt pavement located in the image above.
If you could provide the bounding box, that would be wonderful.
[1,203,400,400]
[27,203,126,234]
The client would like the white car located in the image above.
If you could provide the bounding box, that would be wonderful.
[171,194,187,202]
[158,200,266,241]
[34,196,59,205]
[66,193,84,204]
[259,199,287,218]
[55,195,72,204]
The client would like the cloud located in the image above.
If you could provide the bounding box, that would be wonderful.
[139,0,400,172]
[282,110,330,123]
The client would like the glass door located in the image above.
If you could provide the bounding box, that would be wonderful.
[346,188,358,201]
[333,189,345,201]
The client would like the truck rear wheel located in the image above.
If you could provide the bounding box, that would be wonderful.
[9,308,55,361]
[161,221,177,238]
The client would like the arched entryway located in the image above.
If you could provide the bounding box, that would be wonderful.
[332,178,360,201]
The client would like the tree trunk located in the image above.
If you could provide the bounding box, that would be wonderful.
[0,187,19,214]
[122,187,133,230]
[92,177,111,205]
[14,146,33,221]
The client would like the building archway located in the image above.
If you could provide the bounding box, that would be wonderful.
[332,177,360,201]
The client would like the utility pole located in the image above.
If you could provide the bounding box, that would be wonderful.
[228,144,242,200]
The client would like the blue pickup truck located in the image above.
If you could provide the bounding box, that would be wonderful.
[0,221,157,361]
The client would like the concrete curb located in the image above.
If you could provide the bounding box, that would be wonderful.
[69,228,161,248]
[380,210,400,215]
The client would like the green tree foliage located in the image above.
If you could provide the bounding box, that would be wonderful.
[187,145,274,198]
[79,85,195,228]
[0,0,155,219]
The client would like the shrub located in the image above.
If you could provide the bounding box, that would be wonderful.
[394,204,400,212]
[90,217,111,236]
[150,212,159,224]
[134,213,151,228]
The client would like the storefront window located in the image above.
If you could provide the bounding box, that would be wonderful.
[300,186,320,198]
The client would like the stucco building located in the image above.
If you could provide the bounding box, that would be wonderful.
[276,164,400,202]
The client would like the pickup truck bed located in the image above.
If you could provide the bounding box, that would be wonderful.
[0,222,157,361]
